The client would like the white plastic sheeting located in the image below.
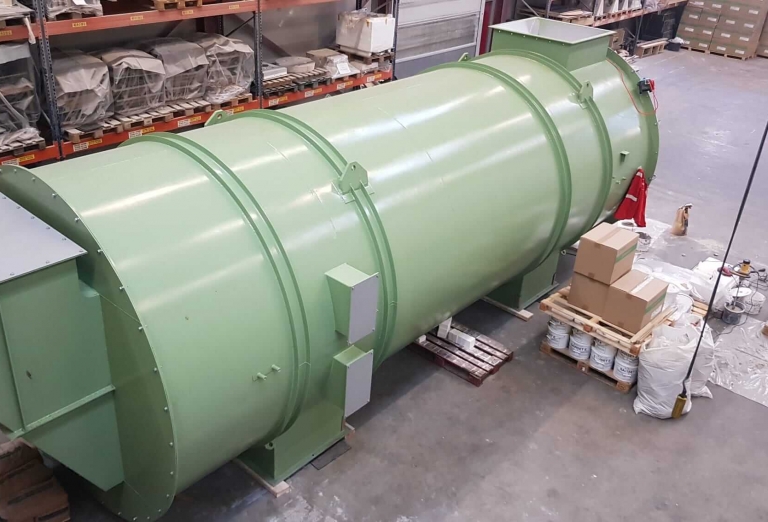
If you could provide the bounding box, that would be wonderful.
[141,38,208,104]
[95,48,165,116]
[711,317,768,408]
[189,34,254,104]
[53,51,113,128]
[0,42,40,145]
[45,0,102,20]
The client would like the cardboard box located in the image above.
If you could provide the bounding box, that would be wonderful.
[704,0,726,11]
[721,2,767,21]
[757,44,768,55]
[568,273,610,317]
[719,16,764,34]
[700,12,722,26]
[687,0,706,9]
[711,42,756,55]
[681,36,713,49]
[602,270,668,334]
[679,24,716,40]
[682,7,705,23]
[711,27,759,43]
[574,223,638,285]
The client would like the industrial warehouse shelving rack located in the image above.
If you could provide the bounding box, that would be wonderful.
[0,0,398,167]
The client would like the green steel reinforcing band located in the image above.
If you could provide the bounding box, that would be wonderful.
[484,49,614,246]
[125,133,311,441]
[606,50,660,182]
[227,110,399,370]
[427,60,574,274]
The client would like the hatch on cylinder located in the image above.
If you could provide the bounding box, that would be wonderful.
[0,193,124,492]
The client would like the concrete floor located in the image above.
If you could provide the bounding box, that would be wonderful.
[54,51,768,521]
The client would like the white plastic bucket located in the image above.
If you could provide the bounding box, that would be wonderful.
[546,320,571,349]
[614,351,639,383]
[664,284,681,309]
[568,330,593,360]
[745,291,765,315]
[589,339,618,371]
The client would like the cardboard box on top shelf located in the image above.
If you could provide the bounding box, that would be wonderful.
[602,270,669,334]
[568,273,610,318]
[573,223,638,285]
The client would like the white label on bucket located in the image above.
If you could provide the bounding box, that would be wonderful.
[590,352,615,371]
[613,361,637,383]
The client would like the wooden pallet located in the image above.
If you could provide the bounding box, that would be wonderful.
[517,7,595,25]
[114,108,174,131]
[0,16,30,28]
[411,322,513,386]
[63,118,124,144]
[0,136,46,157]
[635,38,667,58]
[165,99,212,118]
[334,45,394,64]
[540,287,696,356]
[210,93,253,111]
[150,0,203,10]
[48,11,99,21]
[288,68,333,90]
[540,340,635,393]
[684,46,755,60]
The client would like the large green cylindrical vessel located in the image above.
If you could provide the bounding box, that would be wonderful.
[0,20,657,521]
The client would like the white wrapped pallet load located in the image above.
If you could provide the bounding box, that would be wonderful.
[189,34,255,104]
[141,38,208,104]
[614,351,639,383]
[336,10,396,55]
[53,51,113,128]
[634,324,697,418]
[568,330,592,361]
[95,48,165,116]
[590,339,618,372]
[306,48,360,80]
[274,56,315,74]
[0,42,40,145]
[546,320,571,349]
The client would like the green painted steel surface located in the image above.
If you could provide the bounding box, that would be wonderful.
[0,21,658,521]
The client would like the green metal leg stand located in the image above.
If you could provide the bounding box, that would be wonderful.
[487,251,561,311]
[237,400,349,486]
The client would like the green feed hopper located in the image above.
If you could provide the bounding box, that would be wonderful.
[0,20,658,521]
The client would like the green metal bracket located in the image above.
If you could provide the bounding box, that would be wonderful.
[334,162,371,202]
[458,52,470,62]
[204,110,230,127]
[325,264,379,345]
[577,81,594,105]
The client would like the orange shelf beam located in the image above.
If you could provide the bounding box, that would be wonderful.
[0,144,60,166]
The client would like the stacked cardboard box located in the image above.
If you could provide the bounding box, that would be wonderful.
[568,224,669,334]
[759,11,768,56]
[678,0,767,58]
